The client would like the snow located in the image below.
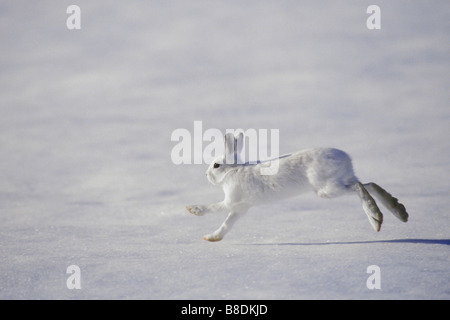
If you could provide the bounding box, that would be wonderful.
[0,1,449,300]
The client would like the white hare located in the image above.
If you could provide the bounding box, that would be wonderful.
[187,132,409,242]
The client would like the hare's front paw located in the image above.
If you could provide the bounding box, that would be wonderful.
[186,205,207,216]
[203,232,223,242]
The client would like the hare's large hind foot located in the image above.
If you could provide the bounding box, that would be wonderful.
[355,182,383,232]
[363,183,409,222]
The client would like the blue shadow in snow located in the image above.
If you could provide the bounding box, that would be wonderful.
[252,238,450,246]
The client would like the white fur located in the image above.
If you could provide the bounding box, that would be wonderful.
[187,133,409,241]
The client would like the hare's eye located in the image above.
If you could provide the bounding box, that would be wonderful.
[213,163,220,169]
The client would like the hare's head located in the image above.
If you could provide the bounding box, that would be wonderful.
[206,131,244,185]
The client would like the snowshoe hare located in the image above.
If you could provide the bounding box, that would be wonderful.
[187,132,408,241]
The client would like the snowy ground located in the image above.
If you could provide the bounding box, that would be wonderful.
[0,1,449,300]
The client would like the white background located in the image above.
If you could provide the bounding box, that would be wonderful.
[0,1,449,299]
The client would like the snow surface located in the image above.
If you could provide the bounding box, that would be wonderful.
[0,1,449,299]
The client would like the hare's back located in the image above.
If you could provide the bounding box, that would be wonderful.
[287,148,355,178]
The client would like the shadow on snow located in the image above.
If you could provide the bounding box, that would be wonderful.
[251,238,450,246]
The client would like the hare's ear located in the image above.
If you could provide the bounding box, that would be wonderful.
[234,131,244,164]
[224,132,236,164]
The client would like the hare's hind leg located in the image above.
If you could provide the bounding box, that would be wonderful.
[363,183,409,222]
[316,181,350,198]
[355,182,383,232]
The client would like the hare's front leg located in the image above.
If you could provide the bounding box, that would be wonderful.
[203,209,247,242]
[186,202,226,216]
